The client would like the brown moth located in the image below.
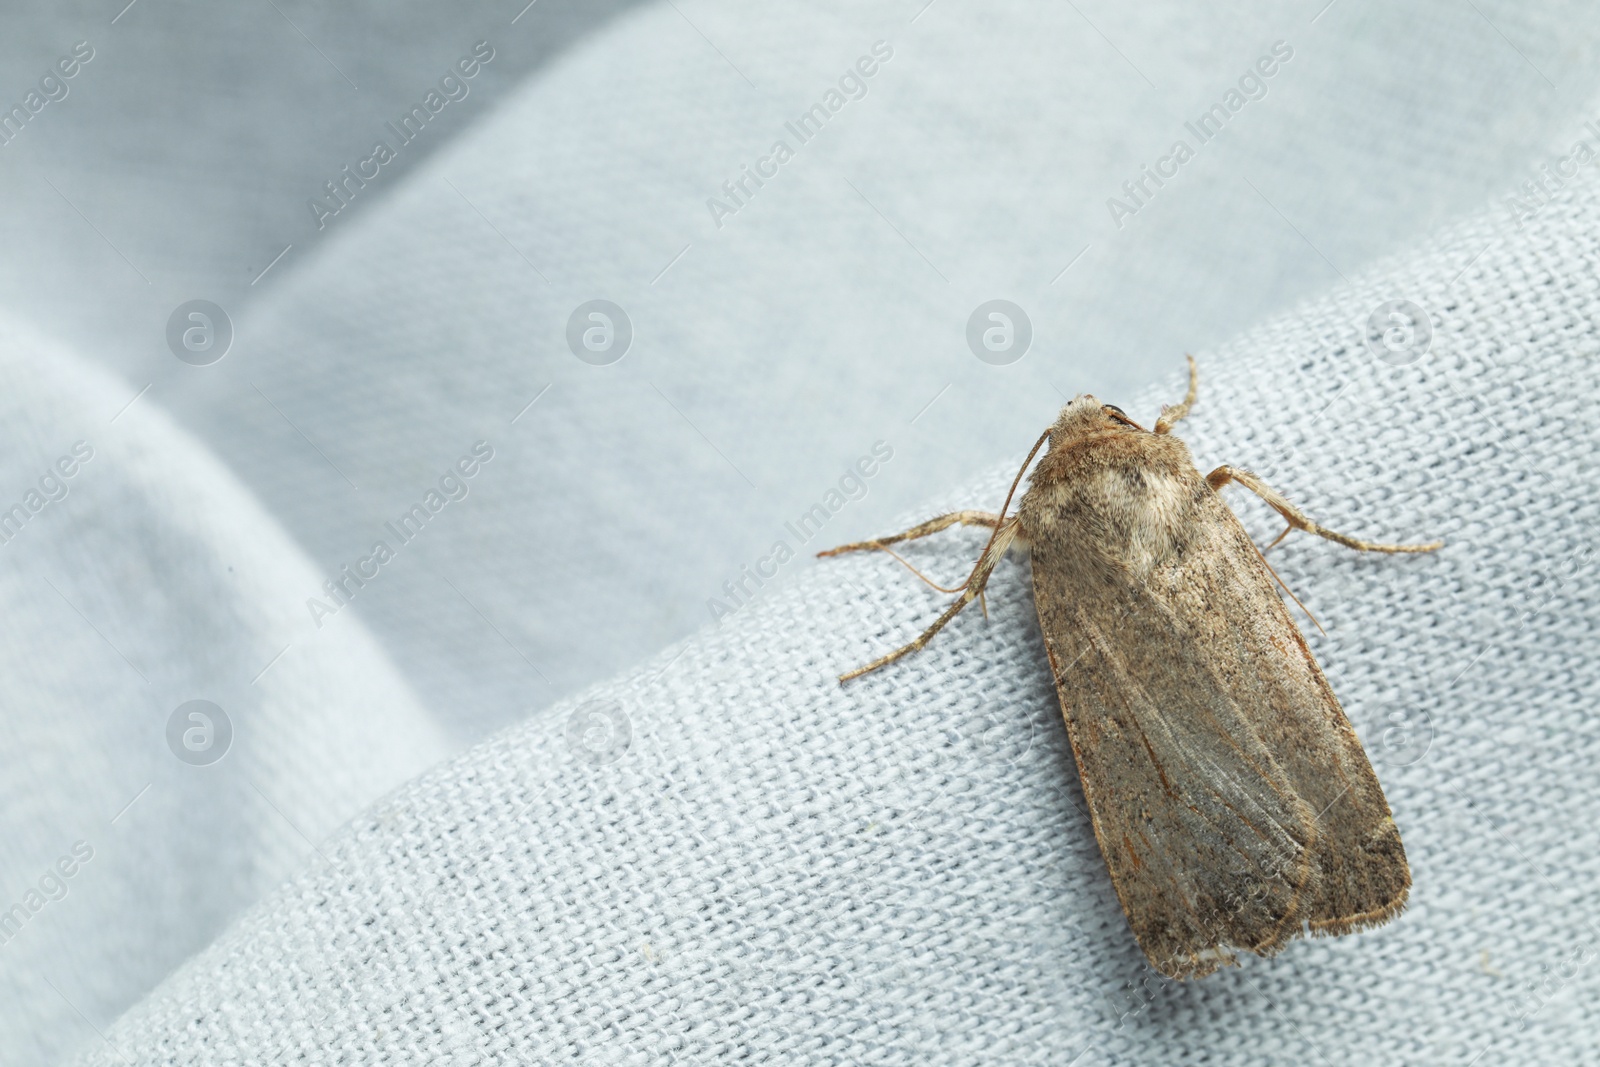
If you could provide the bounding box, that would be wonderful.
[820,359,1440,978]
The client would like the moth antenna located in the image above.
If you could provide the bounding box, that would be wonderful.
[958,428,1052,591]
[1246,537,1326,636]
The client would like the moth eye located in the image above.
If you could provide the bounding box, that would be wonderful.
[1104,405,1128,418]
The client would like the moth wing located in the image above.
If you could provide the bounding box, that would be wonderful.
[1149,492,1410,938]
[1036,586,1318,977]
[1028,468,1406,978]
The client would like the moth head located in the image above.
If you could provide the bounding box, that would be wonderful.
[1049,394,1146,446]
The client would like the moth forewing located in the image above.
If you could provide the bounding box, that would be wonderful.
[822,361,1432,977]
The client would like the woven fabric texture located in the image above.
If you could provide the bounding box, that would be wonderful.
[72,127,1600,1065]
[14,5,1600,1063]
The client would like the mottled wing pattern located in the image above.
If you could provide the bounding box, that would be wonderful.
[1022,447,1408,978]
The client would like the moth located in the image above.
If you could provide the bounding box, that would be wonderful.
[820,359,1440,978]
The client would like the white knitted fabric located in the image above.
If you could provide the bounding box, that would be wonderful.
[69,145,1600,1063]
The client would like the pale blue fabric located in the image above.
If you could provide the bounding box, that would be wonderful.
[2,1,1597,1063]
[62,166,1600,1064]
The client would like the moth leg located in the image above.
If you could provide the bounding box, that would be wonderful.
[835,428,1050,682]
[1206,465,1444,554]
[839,520,1018,682]
[1154,354,1199,434]
[816,510,1001,558]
